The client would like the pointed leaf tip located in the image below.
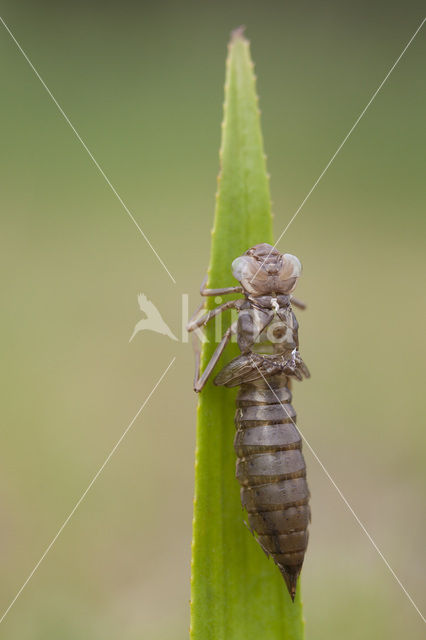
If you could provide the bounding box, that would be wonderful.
[230,25,247,43]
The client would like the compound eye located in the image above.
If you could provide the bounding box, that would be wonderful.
[232,256,256,282]
[282,254,302,278]
[278,254,302,293]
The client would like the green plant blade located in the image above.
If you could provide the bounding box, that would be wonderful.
[190,29,305,640]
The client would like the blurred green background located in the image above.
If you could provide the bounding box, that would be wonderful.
[0,1,425,638]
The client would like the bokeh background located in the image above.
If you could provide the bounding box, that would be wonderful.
[0,1,425,638]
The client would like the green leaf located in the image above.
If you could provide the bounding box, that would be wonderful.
[190,28,305,640]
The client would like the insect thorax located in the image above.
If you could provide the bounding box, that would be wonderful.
[237,295,297,356]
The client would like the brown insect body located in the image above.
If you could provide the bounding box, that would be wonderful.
[188,243,310,601]
[233,376,308,600]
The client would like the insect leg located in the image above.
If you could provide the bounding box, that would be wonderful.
[200,274,243,297]
[187,300,205,329]
[194,322,237,392]
[186,299,242,332]
[191,332,203,390]
[290,296,307,310]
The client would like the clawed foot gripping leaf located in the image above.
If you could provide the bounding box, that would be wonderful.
[190,28,305,640]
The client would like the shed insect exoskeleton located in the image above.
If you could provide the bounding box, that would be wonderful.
[187,243,310,601]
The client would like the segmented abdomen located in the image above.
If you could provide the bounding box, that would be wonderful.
[234,374,310,599]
